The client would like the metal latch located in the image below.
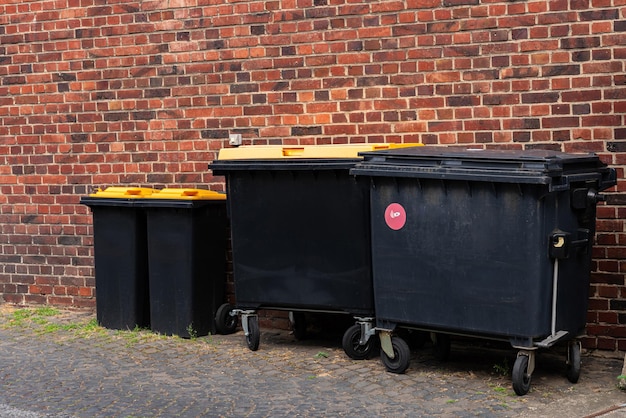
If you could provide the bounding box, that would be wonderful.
[549,229,589,259]
[550,231,571,259]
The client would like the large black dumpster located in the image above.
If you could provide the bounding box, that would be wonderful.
[351,147,616,395]
[210,144,420,355]
[80,187,157,330]
[135,188,229,338]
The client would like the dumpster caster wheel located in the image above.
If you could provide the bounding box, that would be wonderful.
[342,324,378,360]
[512,354,532,396]
[381,337,411,374]
[431,333,451,362]
[245,316,260,351]
[215,303,238,335]
[290,312,307,340]
[566,341,581,384]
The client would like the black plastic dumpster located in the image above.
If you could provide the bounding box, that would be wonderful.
[135,188,229,338]
[210,144,420,355]
[351,147,616,395]
[80,187,157,330]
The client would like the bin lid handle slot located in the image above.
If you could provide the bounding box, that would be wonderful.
[282,147,304,157]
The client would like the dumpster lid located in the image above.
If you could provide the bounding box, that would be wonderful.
[216,143,420,160]
[143,188,226,200]
[352,147,616,191]
[210,143,422,172]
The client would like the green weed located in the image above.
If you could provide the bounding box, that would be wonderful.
[492,358,510,376]
[3,307,103,339]
[33,306,61,317]
[8,308,36,326]
[186,323,198,340]
[1,306,213,349]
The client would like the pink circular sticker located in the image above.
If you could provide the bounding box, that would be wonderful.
[385,203,406,231]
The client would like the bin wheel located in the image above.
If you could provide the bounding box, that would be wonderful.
[431,333,451,361]
[566,341,581,384]
[215,303,238,335]
[245,316,260,351]
[342,324,378,360]
[290,312,307,340]
[512,355,532,396]
[380,336,411,374]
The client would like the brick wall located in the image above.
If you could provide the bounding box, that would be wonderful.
[0,0,624,350]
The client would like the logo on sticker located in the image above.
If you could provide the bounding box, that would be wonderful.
[385,203,406,231]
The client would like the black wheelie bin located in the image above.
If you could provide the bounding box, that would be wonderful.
[135,188,230,338]
[80,187,158,330]
[351,147,616,395]
[210,144,420,356]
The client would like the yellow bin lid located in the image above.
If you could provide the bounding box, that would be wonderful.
[217,143,421,160]
[145,188,227,200]
[89,187,158,198]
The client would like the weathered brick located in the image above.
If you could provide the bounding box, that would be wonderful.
[542,65,580,77]
[542,117,580,128]
[616,21,626,32]
[561,37,601,49]
[521,92,560,103]
[230,83,259,94]
[144,88,170,98]
[607,141,626,152]
[292,126,322,136]
[103,112,129,122]
[447,95,479,107]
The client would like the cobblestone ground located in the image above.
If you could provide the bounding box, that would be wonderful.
[0,306,624,418]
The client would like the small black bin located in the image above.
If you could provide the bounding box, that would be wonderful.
[136,188,228,338]
[80,187,157,330]
[352,147,616,395]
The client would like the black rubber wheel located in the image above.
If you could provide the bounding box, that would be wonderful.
[215,303,238,335]
[290,312,307,340]
[566,341,581,383]
[380,336,411,374]
[245,316,260,351]
[512,355,532,396]
[431,333,451,361]
[342,324,378,360]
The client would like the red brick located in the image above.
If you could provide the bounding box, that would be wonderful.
[580,336,597,349]
[595,337,618,350]
[598,311,619,324]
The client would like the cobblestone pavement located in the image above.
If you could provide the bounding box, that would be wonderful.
[0,305,624,418]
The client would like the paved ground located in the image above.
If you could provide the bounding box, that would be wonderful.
[0,305,625,418]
